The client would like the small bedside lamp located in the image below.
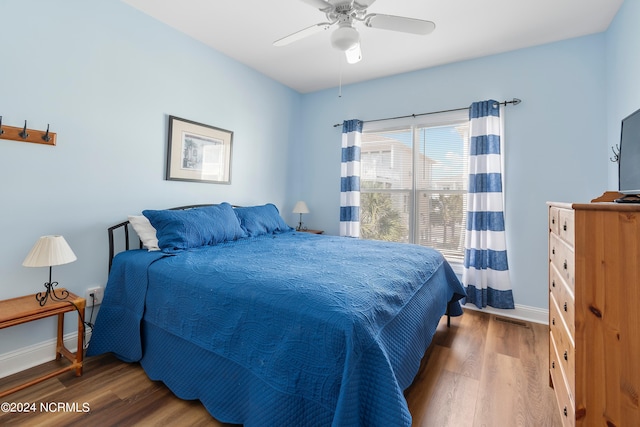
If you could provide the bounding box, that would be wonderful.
[23,235,77,306]
[292,201,309,231]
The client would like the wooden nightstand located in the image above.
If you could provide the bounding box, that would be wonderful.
[298,229,324,234]
[0,290,85,397]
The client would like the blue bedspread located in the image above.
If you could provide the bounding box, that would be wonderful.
[88,232,465,426]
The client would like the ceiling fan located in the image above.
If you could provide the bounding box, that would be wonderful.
[273,0,436,64]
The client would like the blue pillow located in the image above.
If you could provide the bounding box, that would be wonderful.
[234,204,293,237]
[143,203,246,253]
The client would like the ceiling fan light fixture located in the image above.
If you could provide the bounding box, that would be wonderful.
[330,25,360,51]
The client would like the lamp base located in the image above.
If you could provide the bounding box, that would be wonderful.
[35,281,69,306]
[296,213,308,231]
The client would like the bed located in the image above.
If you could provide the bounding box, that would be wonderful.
[87,202,465,426]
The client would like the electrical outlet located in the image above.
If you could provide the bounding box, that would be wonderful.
[85,286,104,307]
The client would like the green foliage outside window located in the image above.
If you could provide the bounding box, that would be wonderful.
[360,183,407,242]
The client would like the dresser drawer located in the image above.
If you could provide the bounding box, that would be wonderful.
[549,233,575,292]
[550,293,575,404]
[558,208,575,247]
[550,331,575,427]
[549,263,575,340]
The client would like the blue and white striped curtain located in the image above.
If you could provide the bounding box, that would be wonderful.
[463,100,514,309]
[340,119,362,238]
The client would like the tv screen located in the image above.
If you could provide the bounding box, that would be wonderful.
[618,107,640,196]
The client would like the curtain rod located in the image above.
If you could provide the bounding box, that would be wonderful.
[332,98,522,128]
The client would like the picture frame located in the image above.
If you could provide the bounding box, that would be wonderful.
[166,115,233,184]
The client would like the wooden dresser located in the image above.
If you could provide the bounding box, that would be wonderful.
[548,198,640,426]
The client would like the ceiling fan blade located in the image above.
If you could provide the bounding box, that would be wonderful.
[273,22,334,47]
[365,14,436,35]
[354,0,377,8]
[345,43,362,64]
[299,0,334,11]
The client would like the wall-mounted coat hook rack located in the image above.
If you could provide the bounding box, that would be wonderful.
[0,116,56,146]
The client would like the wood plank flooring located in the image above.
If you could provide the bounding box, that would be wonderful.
[0,309,561,426]
[405,309,561,426]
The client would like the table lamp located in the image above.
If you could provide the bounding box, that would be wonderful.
[23,235,77,306]
[292,201,309,231]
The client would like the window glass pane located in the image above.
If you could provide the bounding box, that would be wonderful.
[360,130,412,242]
[360,112,469,264]
[415,123,468,262]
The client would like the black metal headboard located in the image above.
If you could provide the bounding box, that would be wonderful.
[107,204,216,272]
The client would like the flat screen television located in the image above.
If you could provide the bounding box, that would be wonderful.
[617,107,640,202]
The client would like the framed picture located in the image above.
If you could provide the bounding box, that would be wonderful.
[166,115,233,184]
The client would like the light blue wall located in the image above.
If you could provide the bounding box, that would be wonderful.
[298,35,608,311]
[0,0,633,362]
[606,0,640,187]
[0,0,301,356]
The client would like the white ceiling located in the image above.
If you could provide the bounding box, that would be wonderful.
[122,0,623,94]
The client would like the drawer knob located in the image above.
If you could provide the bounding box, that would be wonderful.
[564,350,568,361]
[563,407,568,417]
[552,361,555,369]
[552,318,555,326]
[563,260,567,270]
[552,247,556,255]
[563,222,567,231]
[552,280,556,288]
[563,302,568,312]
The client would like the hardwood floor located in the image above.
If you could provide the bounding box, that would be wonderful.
[0,309,561,426]
[405,309,561,427]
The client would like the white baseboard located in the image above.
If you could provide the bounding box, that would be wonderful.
[0,330,91,380]
[462,303,548,325]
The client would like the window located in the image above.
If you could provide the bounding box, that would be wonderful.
[360,110,469,265]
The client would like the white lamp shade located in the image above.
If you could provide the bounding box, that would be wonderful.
[292,201,310,214]
[23,235,77,268]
